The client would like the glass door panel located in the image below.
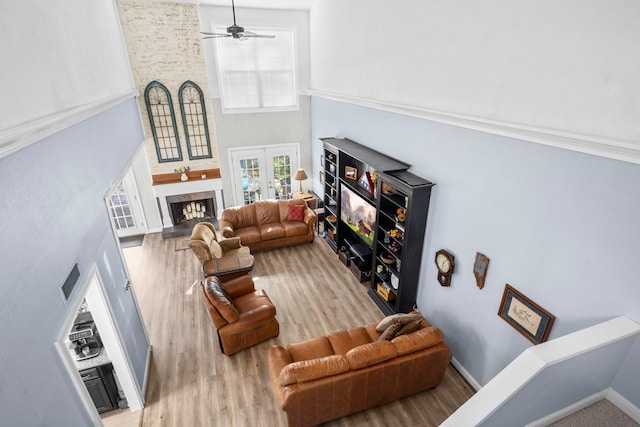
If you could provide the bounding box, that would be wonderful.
[230,144,299,205]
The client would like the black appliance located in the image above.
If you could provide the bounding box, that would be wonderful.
[69,311,102,360]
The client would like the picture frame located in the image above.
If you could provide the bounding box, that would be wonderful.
[498,284,555,344]
[357,171,375,195]
[345,166,358,180]
[473,252,490,289]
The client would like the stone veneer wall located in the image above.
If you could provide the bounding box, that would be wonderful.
[117,1,219,175]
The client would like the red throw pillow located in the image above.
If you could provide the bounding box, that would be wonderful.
[287,204,305,221]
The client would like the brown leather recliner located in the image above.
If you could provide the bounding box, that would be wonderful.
[188,222,250,265]
[201,275,279,355]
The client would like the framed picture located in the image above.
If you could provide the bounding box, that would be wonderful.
[498,284,555,344]
[358,171,375,195]
[345,166,358,180]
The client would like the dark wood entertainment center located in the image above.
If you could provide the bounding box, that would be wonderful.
[321,137,435,315]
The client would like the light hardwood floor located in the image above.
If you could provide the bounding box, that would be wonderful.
[109,233,474,427]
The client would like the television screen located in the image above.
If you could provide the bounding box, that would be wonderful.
[340,183,376,247]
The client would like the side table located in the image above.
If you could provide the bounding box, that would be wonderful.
[313,207,325,235]
[202,254,255,281]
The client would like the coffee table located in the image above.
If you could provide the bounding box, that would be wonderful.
[202,254,255,281]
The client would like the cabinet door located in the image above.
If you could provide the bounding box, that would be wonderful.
[84,377,114,414]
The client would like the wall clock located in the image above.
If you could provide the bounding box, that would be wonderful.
[435,249,455,286]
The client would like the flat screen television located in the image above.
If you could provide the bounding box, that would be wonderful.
[340,183,376,247]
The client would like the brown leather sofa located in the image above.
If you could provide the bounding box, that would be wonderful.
[219,199,316,252]
[201,275,279,356]
[188,222,250,266]
[268,316,452,426]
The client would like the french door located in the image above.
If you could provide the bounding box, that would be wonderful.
[108,169,145,237]
[230,144,299,205]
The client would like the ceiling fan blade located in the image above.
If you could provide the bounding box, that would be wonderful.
[241,31,276,39]
[201,34,231,39]
[246,34,276,39]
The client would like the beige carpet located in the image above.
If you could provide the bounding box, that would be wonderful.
[550,399,639,427]
[174,237,190,251]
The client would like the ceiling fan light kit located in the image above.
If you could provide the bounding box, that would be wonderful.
[201,0,275,40]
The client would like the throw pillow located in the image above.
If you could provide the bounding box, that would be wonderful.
[394,318,422,337]
[377,320,402,341]
[375,313,422,332]
[287,204,305,221]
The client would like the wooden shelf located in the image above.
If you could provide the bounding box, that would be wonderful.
[320,137,435,314]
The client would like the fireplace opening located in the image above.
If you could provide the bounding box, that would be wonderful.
[169,198,215,225]
[166,191,217,229]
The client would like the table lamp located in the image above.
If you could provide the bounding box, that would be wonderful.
[294,168,308,194]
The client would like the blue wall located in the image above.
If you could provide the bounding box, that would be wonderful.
[310,97,640,392]
[0,98,149,425]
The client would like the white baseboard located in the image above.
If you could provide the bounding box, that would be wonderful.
[525,390,607,427]
[607,388,640,423]
[451,356,481,391]
[525,387,640,427]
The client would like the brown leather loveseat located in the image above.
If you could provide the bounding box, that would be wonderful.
[267,314,452,426]
[220,199,316,252]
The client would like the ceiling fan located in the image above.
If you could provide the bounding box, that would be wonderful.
[201,0,275,40]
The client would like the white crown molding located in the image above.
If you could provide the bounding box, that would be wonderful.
[309,90,640,166]
[0,89,139,160]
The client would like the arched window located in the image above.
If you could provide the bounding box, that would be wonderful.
[144,81,182,162]
[179,81,212,159]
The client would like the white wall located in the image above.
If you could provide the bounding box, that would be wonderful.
[310,0,640,163]
[199,5,312,206]
[0,0,136,157]
[310,95,640,390]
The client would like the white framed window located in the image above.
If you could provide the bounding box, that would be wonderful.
[214,27,298,113]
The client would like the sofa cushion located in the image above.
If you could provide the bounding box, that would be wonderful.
[256,201,281,226]
[259,223,287,241]
[203,278,239,323]
[346,341,397,370]
[392,327,444,356]
[287,204,305,221]
[226,204,257,229]
[286,336,334,362]
[282,221,309,237]
[279,355,350,386]
[208,239,223,259]
[234,226,262,245]
[378,320,403,341]
[376,313,423,332]
[327,326,372,355]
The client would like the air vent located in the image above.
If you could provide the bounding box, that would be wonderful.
[61,263,80,300]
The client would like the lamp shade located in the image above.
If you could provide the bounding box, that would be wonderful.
[294,168,308,193]
[294,168,308,181]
